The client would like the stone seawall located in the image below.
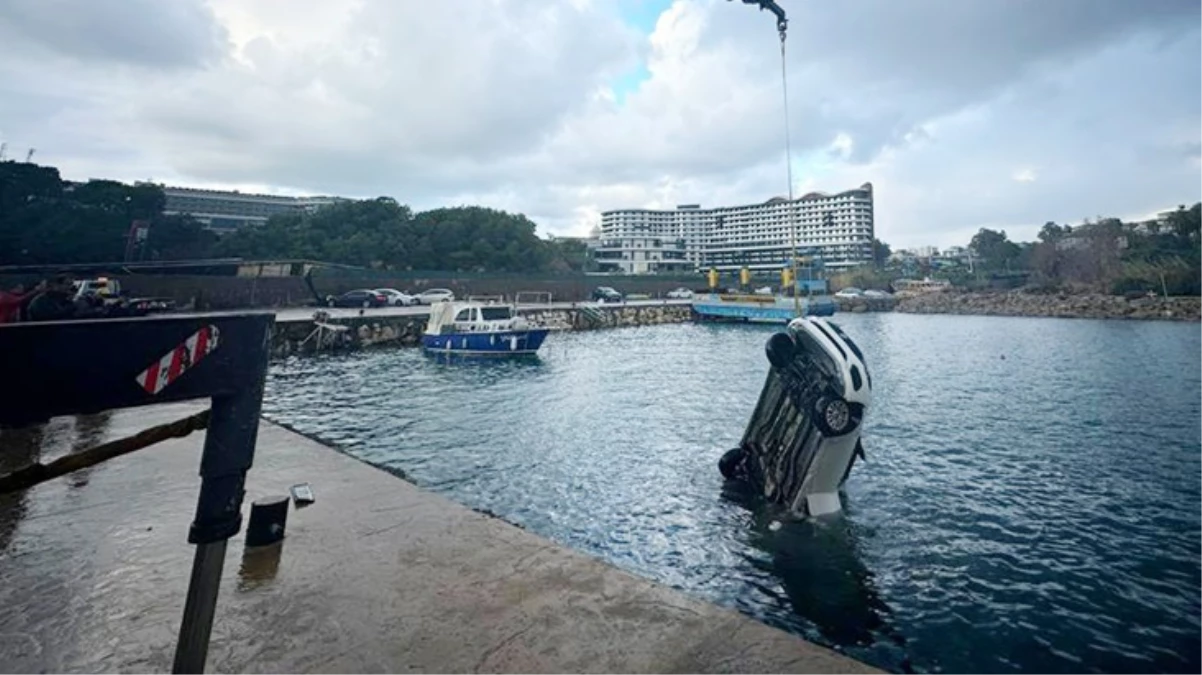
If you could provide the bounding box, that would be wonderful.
[833,296,897,313]
[270,304,692,357]
[895,292,1201,321]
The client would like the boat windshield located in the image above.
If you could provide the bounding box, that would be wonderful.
[480,306,513,321]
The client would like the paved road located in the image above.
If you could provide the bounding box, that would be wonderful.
[273,298,692,323]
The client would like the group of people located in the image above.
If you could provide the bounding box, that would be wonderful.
[0,275,105,324]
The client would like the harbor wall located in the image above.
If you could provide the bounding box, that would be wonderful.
[270,303,692,357]
[0,273,712,310]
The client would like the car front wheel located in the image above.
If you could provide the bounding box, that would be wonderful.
[814,394,854,436]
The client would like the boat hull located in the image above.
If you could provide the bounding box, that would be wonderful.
[421,328,550,356]
[691,296,838,323]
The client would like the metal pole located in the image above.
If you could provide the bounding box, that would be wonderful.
[172,540,229,673]
[172,380,265,673]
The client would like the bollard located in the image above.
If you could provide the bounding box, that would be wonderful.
[245,495,289,547]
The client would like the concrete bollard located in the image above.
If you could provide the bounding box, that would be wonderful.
[245,495,289,547]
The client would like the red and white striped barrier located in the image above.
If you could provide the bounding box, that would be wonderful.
[135,325,220,395]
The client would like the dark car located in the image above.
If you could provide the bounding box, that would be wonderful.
[592,286,623,303]
[328,289,388,308]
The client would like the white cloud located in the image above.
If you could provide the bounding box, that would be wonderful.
[0,0,1197,249]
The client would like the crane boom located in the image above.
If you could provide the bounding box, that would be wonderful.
[729,0,787,40]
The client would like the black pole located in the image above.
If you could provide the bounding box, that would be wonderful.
[172,378,266,672]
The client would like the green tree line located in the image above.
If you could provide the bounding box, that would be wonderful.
[0,161,216,265]
[213,199,592,273]
[959,205,1201,294]
[0,161,592,273]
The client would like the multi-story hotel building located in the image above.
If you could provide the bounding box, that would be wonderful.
[160,186,343,232]
[595,183,874,274]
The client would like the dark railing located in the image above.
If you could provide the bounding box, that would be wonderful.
[0,312,274,673]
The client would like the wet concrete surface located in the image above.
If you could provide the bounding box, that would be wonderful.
[0,404,876,673]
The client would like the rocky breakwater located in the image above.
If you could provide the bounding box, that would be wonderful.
[525,303,692,331]
[833,296,897,313]
[895,291,1201,321]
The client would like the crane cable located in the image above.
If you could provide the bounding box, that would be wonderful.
[777,26,802,314]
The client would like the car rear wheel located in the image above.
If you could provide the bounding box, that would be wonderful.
[814,395,853,436]
[765,331,796,370]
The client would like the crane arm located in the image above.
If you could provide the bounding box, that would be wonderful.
[729,0,787,41]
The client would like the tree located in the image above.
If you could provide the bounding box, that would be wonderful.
[871,238,891,268]
[969,228,1022,271]
[145,214,217,260]
[1037,221,1069,243]
[0,162,206,265]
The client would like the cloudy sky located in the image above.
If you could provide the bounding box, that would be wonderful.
[0,0,1198,249]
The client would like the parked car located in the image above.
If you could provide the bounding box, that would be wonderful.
[720,317,872,517]
[374,288,416,306]
[754,286,774,296]
[414,288,455,304]
[592,286,623,303]
[328,289,388,308]
[834,287,864,298]
[863,289,892,298]
[666,287,694,299]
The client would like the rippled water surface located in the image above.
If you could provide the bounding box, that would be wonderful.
[263,314,1201,673]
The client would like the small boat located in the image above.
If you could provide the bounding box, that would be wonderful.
[421,300,550,356]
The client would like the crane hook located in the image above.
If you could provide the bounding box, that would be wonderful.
[729,0,788,42]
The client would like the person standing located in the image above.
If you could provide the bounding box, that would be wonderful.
[0,283,33,324]
[25,275,78,322]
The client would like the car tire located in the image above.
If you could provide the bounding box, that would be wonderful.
[814,394,854,436]
[718,446,746,480]
[765,332,796,370]
[327,298,336,307]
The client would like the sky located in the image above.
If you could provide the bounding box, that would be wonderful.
[0,0,1198,250]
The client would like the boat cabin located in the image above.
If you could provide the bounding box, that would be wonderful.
[425,301,526,335]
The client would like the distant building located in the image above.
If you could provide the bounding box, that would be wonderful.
[158,186,344,233]
[596,183,874,274]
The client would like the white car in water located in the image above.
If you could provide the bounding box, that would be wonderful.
[720,316,871,517]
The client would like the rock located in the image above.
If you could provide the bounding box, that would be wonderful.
[895,291,1200,321]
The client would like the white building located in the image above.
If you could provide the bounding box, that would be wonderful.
[159,186,343,232]
[595,183,874,274]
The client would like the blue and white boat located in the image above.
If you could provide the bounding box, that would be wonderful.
[421,300,550,356]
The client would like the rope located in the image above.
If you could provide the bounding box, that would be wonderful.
[779,32,802,314]
[0,410,210,494]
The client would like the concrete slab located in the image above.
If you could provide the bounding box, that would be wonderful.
[0,404,877,674]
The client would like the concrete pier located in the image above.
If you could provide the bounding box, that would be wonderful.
[269,300,694,357]
[0,404,877,673]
